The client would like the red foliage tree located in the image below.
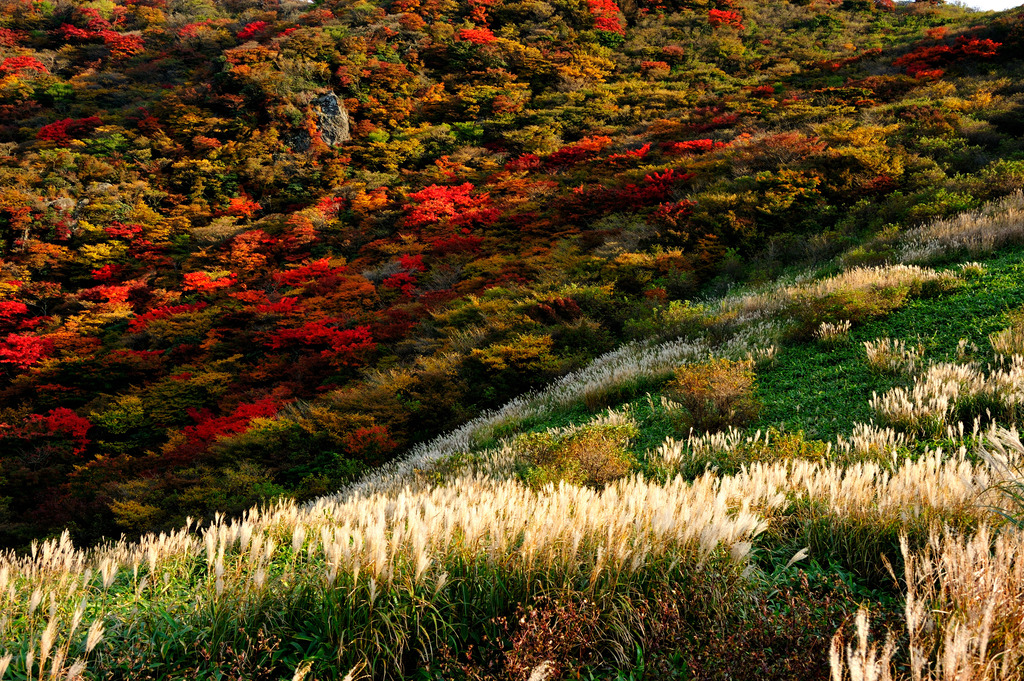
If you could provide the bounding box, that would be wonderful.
[29,408,91,455]
[37,116,103,145]
[406,183,494,229]
[225,196,261,218]
[101,31,144,57]
[0,334,53,368]
[342,424,396,464]
[708,9,744,29]
[0,55,47,75]
[588,0,625,35]
[237,21,269,40]
[457,27,497,44]
[0,301,28,323]
[266,321,376,366]
[382,271,418,297]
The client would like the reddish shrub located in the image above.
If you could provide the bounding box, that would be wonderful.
[274,258,349,287]
[661,44,686,62]
[546,136,612,168]
[0,334,53,368]
[708,9,744,29]
[129,302,208,333]
[0,55,47,75]
[382,272,418,296]
[59,24,94,40]
[182,398,281,451]
[37,116,103,145]
[664,139,729,155]
[505,154,541,172]
[183,271,236,293]
[253,297,303,315]
[587,0,625,35]
[104,223,144,239]
[457,27,497,44]
[641,60,670,74]
[342,425,396,463]
[431,234,483,254]
[237,21,269,40]
[0,29,23,47]
[500,596,602,679]
[894,36,1001,76]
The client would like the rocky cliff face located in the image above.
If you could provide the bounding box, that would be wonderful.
[313,92,350,146]
[291,92,350,151]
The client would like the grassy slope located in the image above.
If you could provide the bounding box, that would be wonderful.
[482,247,1024,453]
[757,248,1024,440]
[3,215,1024,679]
[461,249,1024,680]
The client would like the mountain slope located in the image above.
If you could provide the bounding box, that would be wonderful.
[3,193,1024,679]
[2,0,1024,547]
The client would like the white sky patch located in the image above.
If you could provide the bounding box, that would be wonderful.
[957,0,1021,10]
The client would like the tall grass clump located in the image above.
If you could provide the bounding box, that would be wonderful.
[980,427,1024,531]
[815,320,853,347]
[718,264,957,333]
[784,265,958,338]
[863,338,923,375]
[990,307,1024,363]
[832,525,1024,681]
[653,427,832,479]
[899,190,1024,263]
[0,472,771,678]
[870,360,1024,437]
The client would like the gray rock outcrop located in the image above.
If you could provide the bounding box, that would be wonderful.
[314,92,351,147]
[291,92,351,151]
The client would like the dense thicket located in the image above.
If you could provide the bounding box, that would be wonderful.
[0,0,1022,546]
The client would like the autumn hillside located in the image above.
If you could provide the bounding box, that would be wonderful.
[1,0,1023,553]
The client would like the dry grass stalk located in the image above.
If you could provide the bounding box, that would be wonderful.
[900,190,1024,262]
[864,338,923,375]
[870,360,1024,436]
[836,423,908,457]
[990,326,1024,362]
[958,261,987,278]
[832,524,1024,681]
[829,608,895,681]
[816,320,853,345]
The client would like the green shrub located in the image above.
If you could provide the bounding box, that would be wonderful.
[516,422,638,489]
[665,359,761,433]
